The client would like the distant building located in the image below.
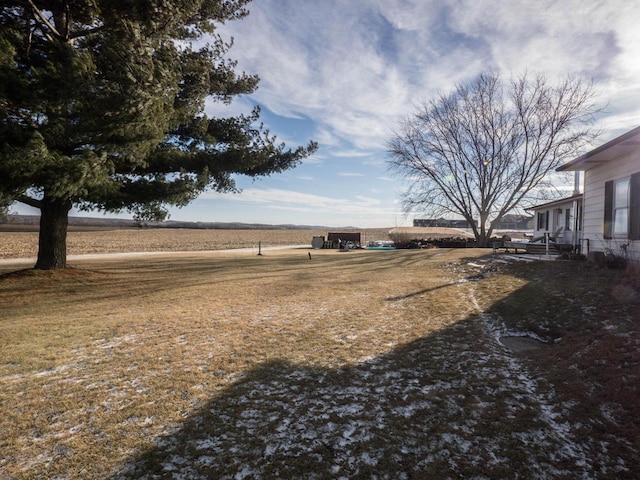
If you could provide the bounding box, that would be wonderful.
[413,218,472,228]
[326,232,361,248]
[414,215,531,230]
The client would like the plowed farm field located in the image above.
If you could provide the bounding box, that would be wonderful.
[0,228,392,259]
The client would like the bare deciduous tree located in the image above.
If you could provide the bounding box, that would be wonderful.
[387,72,600,246]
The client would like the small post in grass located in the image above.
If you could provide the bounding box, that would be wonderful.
[258,241,262,256]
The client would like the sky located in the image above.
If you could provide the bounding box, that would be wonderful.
[13,0,640,227]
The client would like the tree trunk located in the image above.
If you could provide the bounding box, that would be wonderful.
[476,234,490,248]
[35,198,72,270]
[476,213,489,247]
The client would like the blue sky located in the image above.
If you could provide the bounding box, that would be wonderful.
[14,0,640,227]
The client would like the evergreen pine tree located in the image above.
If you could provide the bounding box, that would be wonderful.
[0,1,317,269]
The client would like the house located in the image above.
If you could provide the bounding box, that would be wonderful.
[557,126,640,260]
[529,193,583,252]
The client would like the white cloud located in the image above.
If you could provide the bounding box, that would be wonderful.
[294,175,314,181]
[331,148,376,159]
[218,0,640,146]
[216,1,425,149]
[188,0,640,226]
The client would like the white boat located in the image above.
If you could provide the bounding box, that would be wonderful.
[366,240,396,250]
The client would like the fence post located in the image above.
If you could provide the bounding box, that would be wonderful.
[545,233,549,255]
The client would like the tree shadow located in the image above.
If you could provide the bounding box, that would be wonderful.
[11,251,626,479]
[386,281,466,301]
[111,272,616,480]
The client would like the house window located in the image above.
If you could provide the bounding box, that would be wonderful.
[605,174,639,239]
[564,208,571,231]
[537,211,548,231]
[577,204,583,231]
[613,178,629,236]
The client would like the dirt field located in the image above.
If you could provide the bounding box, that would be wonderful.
[0,228,392,259]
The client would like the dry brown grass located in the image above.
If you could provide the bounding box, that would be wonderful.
[1,243,639,479]
[472,258,640,467]
[1,247,477,478]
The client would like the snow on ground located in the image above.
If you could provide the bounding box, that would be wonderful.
[5,252,630,478]
[114,256,623,479]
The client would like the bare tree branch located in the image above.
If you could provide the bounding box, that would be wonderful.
[387,72,601,246]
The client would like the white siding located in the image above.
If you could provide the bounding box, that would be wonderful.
[532,199,581,245]
[582,151,640,258]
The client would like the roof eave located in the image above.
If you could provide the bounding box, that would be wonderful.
[526,193,583,211]
[556,125,640,172]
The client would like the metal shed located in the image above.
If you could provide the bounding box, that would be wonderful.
[326,232,361,249]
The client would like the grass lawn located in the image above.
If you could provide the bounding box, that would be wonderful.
[1,247,638,479]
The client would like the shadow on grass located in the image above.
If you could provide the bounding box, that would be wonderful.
[114,325,555,479]
[8,252,636,479]
[0,249,423,313]
[112,256,640,479]
[385,280,471,302]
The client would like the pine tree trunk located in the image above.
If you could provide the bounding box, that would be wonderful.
[35,198,72,270]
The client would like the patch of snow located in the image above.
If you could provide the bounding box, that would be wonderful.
[234,465,257,480]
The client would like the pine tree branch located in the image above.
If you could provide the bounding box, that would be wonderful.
[68,24,107,40]
[27,0,62,40]
[18,194,42,210]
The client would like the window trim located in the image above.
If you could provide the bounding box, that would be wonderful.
[631,172,640,240]
[537,211,549,231]
[613,178,630,236]
[564,208,571,231]
[604,172,640,240]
